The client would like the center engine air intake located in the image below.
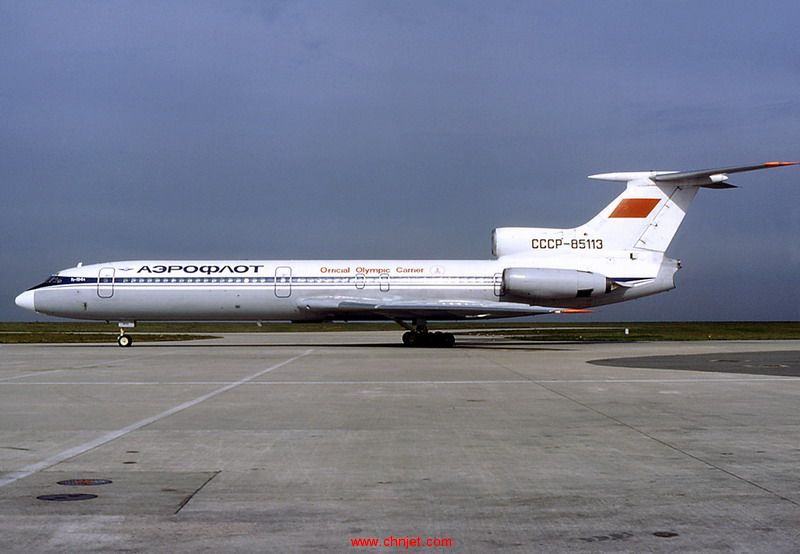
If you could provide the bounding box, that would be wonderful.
[502,268,610,301]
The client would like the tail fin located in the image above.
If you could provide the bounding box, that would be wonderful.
[580,161,797,253]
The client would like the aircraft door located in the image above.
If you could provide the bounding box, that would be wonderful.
[274,266,292,298]
[379,273,390,292]
[97,267,115,298]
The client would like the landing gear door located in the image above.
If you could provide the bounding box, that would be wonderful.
[275,266,292,298]
[98,267,115,298]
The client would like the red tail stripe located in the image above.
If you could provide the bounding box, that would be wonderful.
[609,198,660,218]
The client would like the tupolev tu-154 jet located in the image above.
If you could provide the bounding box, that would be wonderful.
[15,161,797,347]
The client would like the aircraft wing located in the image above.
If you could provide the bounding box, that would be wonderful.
[298,297,589,320]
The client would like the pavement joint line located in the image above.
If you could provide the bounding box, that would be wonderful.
[0,370,65,382]
[174,470,220,515]
[3,377,800,385]
[0,349,313,489]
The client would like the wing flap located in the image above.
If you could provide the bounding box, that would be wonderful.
[298,297,589,320]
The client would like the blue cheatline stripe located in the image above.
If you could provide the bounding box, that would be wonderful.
[33,275,497,288]
[30,274,651,290]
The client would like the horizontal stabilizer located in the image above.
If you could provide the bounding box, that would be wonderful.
[653,161,797,183]
[589,161,797,187]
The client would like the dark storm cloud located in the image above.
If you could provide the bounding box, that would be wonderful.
[2,1,799,321]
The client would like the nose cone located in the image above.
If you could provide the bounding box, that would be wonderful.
[15,290,36,312]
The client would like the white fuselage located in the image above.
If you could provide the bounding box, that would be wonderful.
[18,254,675,322]
[24,259,505,321]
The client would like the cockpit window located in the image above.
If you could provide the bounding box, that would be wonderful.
[31,275,63,289]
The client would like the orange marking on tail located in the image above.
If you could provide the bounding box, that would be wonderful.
[608,198,660,218]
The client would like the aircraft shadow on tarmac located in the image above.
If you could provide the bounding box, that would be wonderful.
[589,351,800,377]
[131,341,569,352]
[50,336,575,352]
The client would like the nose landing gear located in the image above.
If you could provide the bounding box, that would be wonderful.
[117,322,135,347]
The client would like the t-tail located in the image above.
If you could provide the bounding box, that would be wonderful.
[492,161,797,307]
[581,161,797,253]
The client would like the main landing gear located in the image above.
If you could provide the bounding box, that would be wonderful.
[402,331,455,348]
[398,320,455,348]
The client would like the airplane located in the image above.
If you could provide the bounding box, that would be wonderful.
[14,161,797,347]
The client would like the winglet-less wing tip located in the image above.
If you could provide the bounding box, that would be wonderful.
[764,161,799,167]
[556,309,592,314]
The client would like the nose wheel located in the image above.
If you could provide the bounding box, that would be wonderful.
[117,322,135,347]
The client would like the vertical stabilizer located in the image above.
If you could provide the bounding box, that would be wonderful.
[579,178,698,253]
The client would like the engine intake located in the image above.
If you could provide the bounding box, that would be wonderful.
[503,268,609,301]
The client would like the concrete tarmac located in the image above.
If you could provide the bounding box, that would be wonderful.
[1,332,800,552]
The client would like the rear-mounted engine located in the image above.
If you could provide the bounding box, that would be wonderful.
[502,268,610,302]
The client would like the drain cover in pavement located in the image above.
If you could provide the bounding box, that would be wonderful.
[37,493,98,501]
[57,479,113,486]
[653,531,679,538]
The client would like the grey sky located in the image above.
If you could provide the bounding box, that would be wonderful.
[2,1,798,321]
